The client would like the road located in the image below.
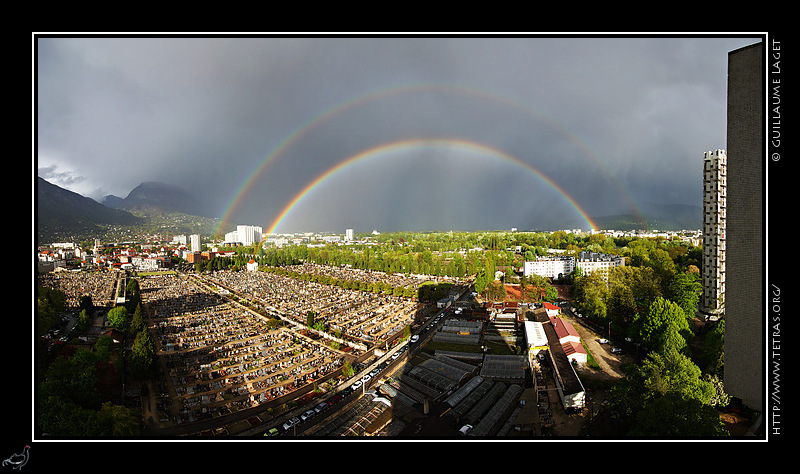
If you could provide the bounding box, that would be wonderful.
[558,305,627,380]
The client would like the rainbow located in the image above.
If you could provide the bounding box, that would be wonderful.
[265,138,598,235]
[215,83,646,234]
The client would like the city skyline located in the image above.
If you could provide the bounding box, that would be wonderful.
[37,35,760,233]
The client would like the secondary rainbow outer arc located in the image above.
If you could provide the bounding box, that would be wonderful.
[265,138,599,235]
[215,83,645,234]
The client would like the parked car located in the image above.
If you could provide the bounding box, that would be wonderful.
[598,338,609,344]
[410,335,419,343]
[611,347,624,354]
[282,417,300,431]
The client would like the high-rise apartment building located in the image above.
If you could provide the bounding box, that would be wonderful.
[701,149,726,317]
[236,225,263,246]
[724,42,763,413]
[190,234,201,253]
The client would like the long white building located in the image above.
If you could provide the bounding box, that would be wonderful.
[523,251,623,280]
[574,251,625,276]
[225,225,264,246]
[522,257,574,280]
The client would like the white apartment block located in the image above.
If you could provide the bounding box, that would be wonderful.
[523,257,575,279]
[190,234,201,253]
[131,256,168,272]
[523,251,623,280]
[575,251,625,276]
[701,149,726,316]
[224,225,264,246]
[237,225,263,246]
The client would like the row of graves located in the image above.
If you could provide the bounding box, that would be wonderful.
[203,269,426,351]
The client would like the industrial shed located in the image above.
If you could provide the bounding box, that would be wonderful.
[479,354,528,384]
[444,375,485,407]
[550,316,581,344]
[561,340,588,365]
[468,383,523,437]
[524,320,548,354]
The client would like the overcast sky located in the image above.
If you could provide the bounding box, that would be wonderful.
[36,35,761,233]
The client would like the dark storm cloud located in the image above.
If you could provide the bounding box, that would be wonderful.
[35,35,760,231]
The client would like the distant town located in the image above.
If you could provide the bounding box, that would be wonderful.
[37,226,703,275]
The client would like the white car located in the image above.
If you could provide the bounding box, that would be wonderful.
[410,335,419,343]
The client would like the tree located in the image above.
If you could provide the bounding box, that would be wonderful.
[704,373,731,408]
[96,402,141,436]
[129,330,156,380]
[40,348,101,410]
[574,271,608,321]
[486,280,506,302]
[342,360,354,378]
[631,392,729,437]
[665,271,701,320]
[78,295,94,313]
[77,308,91,332]
[107,306,129,332]
[129,303,145,335]
[638,297,692,354]
[604,347,725,436]
[306,310,317,328]
[647,248,677,293]
[639,348,714,404]
[543,285,558,302]
[702,319,725,376]
[94,334,115,362]
[37,285,66,335]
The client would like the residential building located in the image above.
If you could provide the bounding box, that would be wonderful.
[701,149,727,317]
[574,251,625,276]
[190,234,201,253]
[523,257,574,280]
[724,42,763,414]
[237,225,263,246]
[523,251,623,280]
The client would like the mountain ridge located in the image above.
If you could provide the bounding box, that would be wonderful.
[109,181,209,218]
[36,177,145,242]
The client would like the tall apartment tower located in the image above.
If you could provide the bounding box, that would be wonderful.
[190,234,201,253]
[236,225,263,246]
[724,42,763,413]
[700,149,726,317]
